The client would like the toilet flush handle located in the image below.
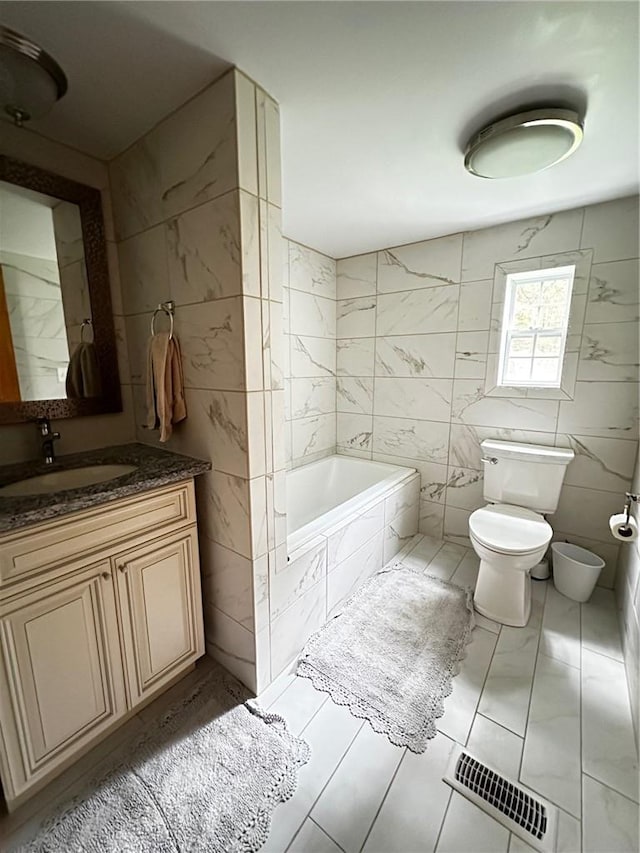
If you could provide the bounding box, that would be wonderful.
[481,456,498,465]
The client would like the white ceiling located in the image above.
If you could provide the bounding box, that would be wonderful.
[1,1,638,257]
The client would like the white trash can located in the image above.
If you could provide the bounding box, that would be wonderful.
[551,542,605,602]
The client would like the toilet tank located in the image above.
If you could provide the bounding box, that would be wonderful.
[481,439,574,513]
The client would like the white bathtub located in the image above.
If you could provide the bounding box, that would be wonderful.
[287,454,415,553]
[270,454,420,676]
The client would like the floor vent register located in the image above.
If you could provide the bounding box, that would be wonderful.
[443,747,559,853]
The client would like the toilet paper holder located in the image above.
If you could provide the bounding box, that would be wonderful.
[622,492,639,529]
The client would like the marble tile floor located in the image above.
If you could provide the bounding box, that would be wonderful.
[258,534,639,853]
[2,534,638,852]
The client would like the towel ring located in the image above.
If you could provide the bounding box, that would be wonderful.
[151,301,175,340]
[80,318,92,342]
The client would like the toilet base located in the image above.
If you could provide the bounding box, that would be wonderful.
[473,559,532,627]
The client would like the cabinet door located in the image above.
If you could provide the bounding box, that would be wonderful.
[0,562,126,803]
[114,528,204,706]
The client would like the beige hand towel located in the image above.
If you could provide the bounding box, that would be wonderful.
[145,332,187,442]
[65,342,102,399]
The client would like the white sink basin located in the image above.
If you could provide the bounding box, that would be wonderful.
[0,464,138,497]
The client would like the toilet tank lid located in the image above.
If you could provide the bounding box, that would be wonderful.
[481,439,575,466]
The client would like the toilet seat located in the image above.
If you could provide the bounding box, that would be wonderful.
[469,504,552,555]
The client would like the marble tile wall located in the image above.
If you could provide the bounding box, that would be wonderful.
[52,200,92,350]
[336,196,639,589]
[0,124,135,465]
[283,241,337,468]
[1,251,68,401]
[615,448,640,743]
[110,69,285,693]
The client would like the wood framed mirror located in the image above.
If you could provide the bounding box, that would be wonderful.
[0,156,121,424]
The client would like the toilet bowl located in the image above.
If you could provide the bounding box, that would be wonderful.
[468,439,574,627]
[469,504,552,627]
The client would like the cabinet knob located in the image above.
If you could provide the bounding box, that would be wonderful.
[101,572,111,581]
[118,563,127,573]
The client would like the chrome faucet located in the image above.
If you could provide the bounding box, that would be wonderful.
[37,417,61,465]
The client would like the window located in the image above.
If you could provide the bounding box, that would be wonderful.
[497,265,575,388]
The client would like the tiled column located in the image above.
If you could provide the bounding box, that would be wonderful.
[235,73,287,692]
[110,68,286,692]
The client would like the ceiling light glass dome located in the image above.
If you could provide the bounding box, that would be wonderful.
[465,108,583,179]
[0,25,67,126]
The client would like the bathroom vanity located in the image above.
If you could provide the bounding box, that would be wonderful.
[0,444,209,811]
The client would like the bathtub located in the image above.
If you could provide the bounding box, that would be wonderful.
[287,454,417,552]
[270,455,420,678]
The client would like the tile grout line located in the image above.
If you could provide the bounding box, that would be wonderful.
[581,641,625,665]
[283,819,305,853]
[422,542,448,573]
[285,816,346,853]
[535,649,581,671]
[294,688,330,737]
[475,711,526,753]
[516,585,547,782]
[294,716,367,840]
[513,587,590,830]
[445,237,466,539]
[581,770,640,806]
[432,783,455,853]
[310,817,346,852]
[114,183,244,247]
[469,610,504,745]
[262,672,297,711]
[367,252,380,462]
[357,747,409,853]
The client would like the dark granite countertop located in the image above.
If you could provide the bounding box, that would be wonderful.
[0,443,210,534]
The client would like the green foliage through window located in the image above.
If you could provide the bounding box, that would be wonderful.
[498,265,575,388]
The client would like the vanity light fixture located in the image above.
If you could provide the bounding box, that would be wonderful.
[0,25,67,126]
[464,108,583,179]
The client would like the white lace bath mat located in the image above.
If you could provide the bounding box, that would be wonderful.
[297,564,475,753]
[13,664,310,853]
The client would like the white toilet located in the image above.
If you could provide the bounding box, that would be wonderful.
[468,439,574,627]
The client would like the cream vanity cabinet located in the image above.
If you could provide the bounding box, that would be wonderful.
[0,480,205,810]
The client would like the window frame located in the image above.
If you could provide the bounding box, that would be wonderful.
[496,264,576,390]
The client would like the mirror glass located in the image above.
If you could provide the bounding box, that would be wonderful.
[0,180,96,403]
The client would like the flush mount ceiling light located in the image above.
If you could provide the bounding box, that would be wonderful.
[0,25,67,127]
[464,108,583,179]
